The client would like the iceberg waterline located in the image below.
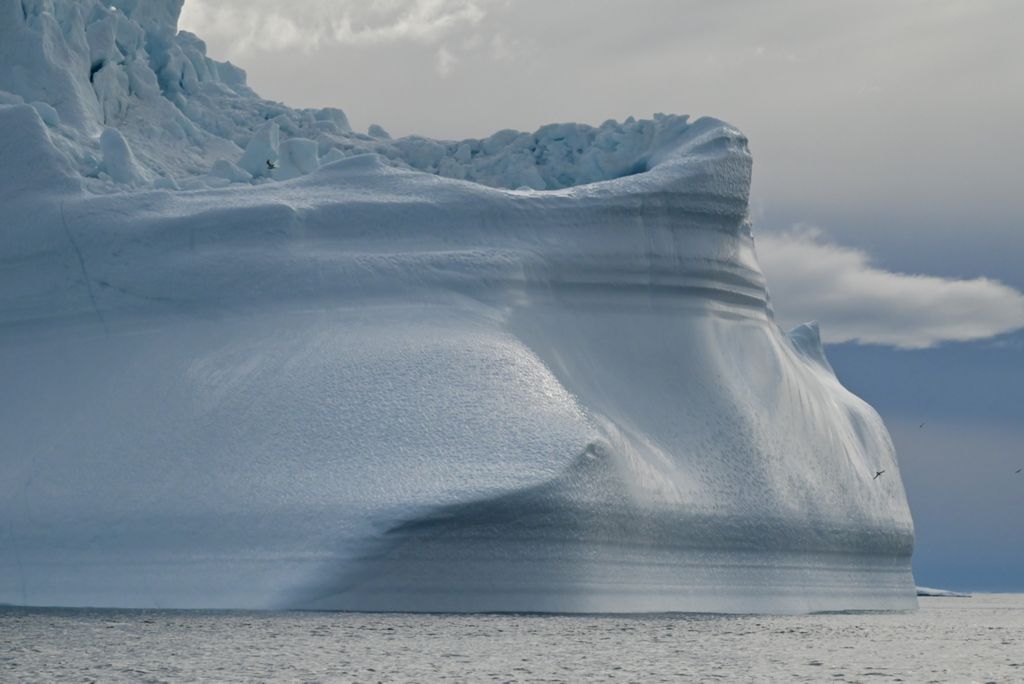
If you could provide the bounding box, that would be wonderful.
[0,0,916,612]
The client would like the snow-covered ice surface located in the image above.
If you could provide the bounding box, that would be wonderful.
[0,0,915,612]
[3,596,1023,682]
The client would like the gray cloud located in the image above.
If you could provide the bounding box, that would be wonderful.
[180,0,493,56]
[757,227,1024,348]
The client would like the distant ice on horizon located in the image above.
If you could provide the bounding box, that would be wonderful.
[917,586,971,598]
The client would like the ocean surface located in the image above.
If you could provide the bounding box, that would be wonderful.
[2,595,1021,682]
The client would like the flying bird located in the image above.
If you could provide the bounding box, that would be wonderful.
[873,470,885,480]
[1016,468,1022,474]
[266,159,276,170]
[919,422,925,429]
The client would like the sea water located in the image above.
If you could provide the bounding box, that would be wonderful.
[2,595,1021,682]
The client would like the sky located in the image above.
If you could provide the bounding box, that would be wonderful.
[180,0,1024,591]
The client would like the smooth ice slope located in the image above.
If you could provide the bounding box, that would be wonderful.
[0,0,915,612]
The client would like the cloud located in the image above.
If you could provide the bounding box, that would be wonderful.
[757,227,1024,348]
[435,45,458,77]
[179,0,492,57]
[329,1,486,47]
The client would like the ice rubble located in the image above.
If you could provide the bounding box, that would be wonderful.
[0,0,696,193]
[0,0,916,612]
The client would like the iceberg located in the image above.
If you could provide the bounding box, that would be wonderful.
[0,0,916,613]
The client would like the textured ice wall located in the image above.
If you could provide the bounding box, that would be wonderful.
[0,0,916,612]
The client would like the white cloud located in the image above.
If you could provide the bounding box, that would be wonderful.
[435,45,458,77]
[329,0,486,47]
[757,227,1024,348]
[179,0,492,57]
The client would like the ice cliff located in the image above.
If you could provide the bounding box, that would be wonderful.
[0,0,916,612]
